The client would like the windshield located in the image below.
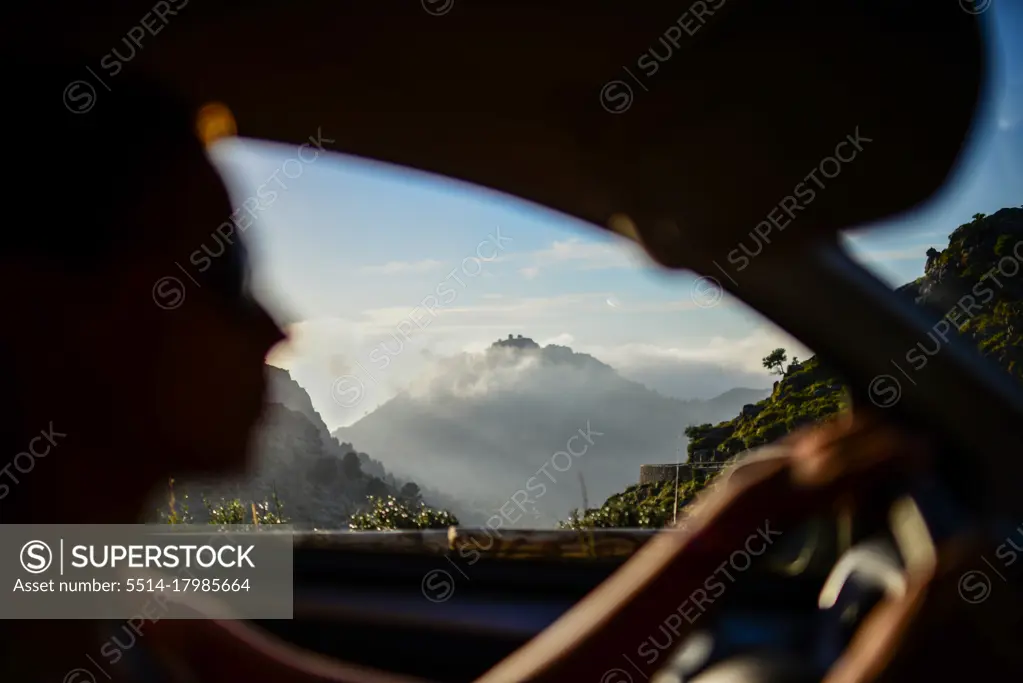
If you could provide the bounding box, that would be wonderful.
[154,5,1021,535]
[156,141,808,530]
[151,142,817,531]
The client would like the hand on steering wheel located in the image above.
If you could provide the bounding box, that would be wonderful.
[477,410,958,683]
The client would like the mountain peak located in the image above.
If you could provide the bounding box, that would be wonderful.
[491,334,540,350]
[483,335,615,374]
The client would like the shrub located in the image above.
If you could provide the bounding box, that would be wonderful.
[157,479,288,525]
[203,491,288,525]
[348,495,459,530]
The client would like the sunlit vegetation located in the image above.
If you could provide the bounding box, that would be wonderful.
[564,206,1022,529]
[158,478,458,530]
[348,495,460,530]
[560,474,713,529]
[158,479,289,525]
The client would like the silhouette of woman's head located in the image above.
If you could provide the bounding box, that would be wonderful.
[2,59,284,522]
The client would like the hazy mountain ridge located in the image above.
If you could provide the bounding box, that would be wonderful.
[334,337,768,523]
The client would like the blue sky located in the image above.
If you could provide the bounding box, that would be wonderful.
[210,5,1021,431]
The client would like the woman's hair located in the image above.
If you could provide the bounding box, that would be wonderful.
[8,55,203,269]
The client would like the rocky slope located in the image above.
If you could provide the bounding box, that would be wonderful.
[153,367,422,528]
[898,206,1023,381]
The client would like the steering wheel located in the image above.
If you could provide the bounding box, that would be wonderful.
[474,412,947,683]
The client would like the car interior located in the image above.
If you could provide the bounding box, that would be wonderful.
[8,1,1023,681]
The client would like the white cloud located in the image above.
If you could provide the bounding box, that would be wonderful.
[265,318,370,373]
[512,236,652,277]
[268,314,810,431]
[621,298,736,313]
[290,292,741,369]
[357,259,444,275]
[405,347,546,399]
[577,326,810,399]
[360,290,738,332]
[354,294,609,334]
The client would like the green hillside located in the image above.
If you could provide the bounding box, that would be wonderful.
[564,206,1023,529]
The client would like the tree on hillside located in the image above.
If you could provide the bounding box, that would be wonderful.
[762,348,788,376]
[365,476,389,498]
[400,482,422,502]
[684,424,711,440]
[342,451,363,479]
[972,213,987,222]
